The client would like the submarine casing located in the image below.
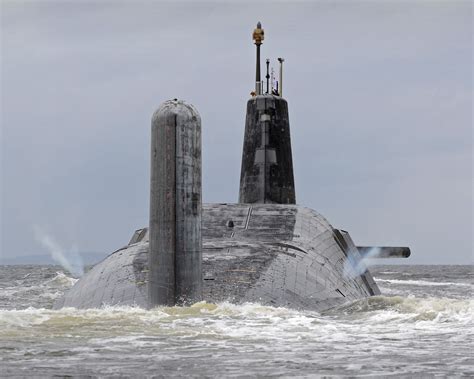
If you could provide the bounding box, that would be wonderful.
[53,203,380,311]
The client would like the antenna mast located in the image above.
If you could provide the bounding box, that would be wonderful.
[252,22,264,95]
[277,57,284,97]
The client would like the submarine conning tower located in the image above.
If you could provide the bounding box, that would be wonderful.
[239,22,296,204]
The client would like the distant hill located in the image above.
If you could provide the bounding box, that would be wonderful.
[0,252,107,266]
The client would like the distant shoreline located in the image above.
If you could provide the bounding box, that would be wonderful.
[1,262,472,267]
[0,252,106,266]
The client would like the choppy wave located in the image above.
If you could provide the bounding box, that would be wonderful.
[0,271,79,310]
[375,277,473,288]
[0,296,472,333]
[1,272,77,297]
[1,265,473,377]
[45,271,79,287]
[334,295,473,323]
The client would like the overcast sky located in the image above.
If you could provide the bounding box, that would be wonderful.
[1,1,472,265]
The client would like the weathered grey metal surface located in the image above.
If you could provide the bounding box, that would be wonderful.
[239,95,296,204]
[149,99,202,306]
[54,204,380,311]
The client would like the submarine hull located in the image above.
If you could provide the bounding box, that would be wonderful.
[54,203,379,311]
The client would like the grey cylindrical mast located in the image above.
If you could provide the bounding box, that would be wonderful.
[278,58,284,97]
[253,22,264,95]
[149,99,202,307]
[265,59,270,94]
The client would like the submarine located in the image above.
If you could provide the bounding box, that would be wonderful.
[54,23,410,311]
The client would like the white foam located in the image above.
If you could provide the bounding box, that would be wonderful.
[0,272,77,299]
[0,296,472,343]
[45,272,79,287]
[374,277,473,288]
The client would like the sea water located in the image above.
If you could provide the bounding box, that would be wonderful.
[0,265,472,377]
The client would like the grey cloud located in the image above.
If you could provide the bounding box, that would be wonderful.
[1,1,472,264]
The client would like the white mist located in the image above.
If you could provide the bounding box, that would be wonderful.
[33,225,84,277]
